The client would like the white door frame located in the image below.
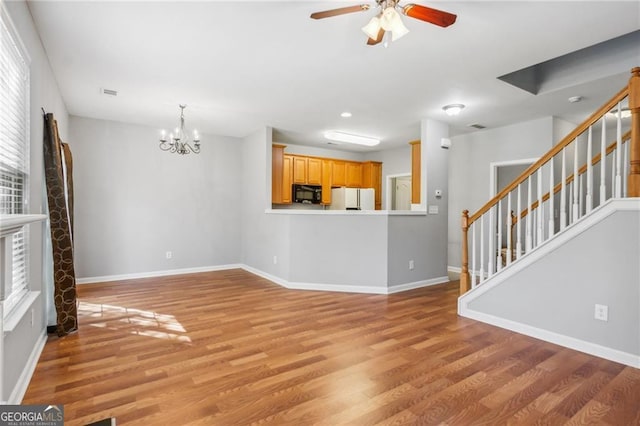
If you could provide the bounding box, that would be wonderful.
[385,172,412,210]
[489,158,538,197]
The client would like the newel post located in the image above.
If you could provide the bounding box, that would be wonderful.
[460,210,471,295]
[629,67,640,197]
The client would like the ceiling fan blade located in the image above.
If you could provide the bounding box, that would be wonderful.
[310,4,370,19]
[367,28,385,45]
[402,4,457,27]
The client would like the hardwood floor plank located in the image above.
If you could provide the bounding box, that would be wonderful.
[21,270,640,425]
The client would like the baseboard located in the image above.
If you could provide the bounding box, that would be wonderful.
[239,264,289,288]
[78,263,451,295]
[447,266,461,274]
[387,276,450,294]
[241,264,446,295]
[76,264,243,284]
[460,308,640,369]
[9,331,47,404]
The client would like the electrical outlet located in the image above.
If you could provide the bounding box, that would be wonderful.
[166,251,172,259]
[273,255,278,265]
[594,304,608,321]
[409,260,414,270]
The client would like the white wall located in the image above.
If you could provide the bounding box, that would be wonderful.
[69,116,243,279]
[466,204,640,363]
[4,0,69,402]
[369,145,412,210]
[447,117,556,268]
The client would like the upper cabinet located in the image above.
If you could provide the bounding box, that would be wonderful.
[272,146,383,209]
[292,156,322,185]
[331,161,346,187]
[362,161,382,210]
[345,162,362,188]
[410,140,421,204]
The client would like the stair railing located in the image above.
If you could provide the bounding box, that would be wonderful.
[460,67,640,295]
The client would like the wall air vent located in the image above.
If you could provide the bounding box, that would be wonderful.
[468,123,486,129]
[101,88,118,96]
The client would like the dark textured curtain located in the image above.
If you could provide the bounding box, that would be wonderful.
[43,113,78,336]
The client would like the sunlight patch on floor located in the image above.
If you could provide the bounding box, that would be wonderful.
[78,301,192,343]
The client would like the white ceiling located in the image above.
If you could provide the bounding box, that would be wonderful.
[26,1,640,152]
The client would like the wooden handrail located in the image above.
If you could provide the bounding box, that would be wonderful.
[468,86,629,225]
[513,130,632,224]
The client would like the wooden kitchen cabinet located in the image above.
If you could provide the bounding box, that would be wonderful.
[307,158,322,185]
[410,140,421,204]
[272,145,382,207]
[331,161,346,187]
[345,162,362,187]
[362,161,382,210]
[321,159,332,204]
[292,156,307,184]
[292,155,322,185]
[282,155,293,203]
[272,144,285,204]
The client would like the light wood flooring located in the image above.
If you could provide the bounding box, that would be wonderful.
[23,269,640,425]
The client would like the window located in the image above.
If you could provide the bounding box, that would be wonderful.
[1,4,31,314]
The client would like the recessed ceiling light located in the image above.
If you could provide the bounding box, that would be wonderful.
[340,112,352,118]
[443,104,465,116]
[324,131,380,146]
[568,96,582,103]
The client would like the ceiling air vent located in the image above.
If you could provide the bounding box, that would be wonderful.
[468,123,486,130]
[100,88,118,96]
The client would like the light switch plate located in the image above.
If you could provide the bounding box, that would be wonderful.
[428,205,439,214]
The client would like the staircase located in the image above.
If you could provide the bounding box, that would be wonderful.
[457,68,640,367]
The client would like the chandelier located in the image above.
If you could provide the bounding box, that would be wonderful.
[159,104,200,155]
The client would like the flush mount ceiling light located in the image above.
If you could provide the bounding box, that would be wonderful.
[607,107,631,119]
[324,131,381,146]
[341,111,353,118]
[310,0,456,47]
[159,104,201,155]
[442,104,465,116]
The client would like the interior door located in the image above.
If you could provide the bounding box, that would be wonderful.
[394,177,412,210]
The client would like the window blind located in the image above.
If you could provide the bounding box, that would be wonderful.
[1,5,31,313]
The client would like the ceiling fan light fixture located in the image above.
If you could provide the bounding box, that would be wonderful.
[443,104,465,116]
[324,131,380,147]
[379,7,409,41]
[362,15,382,39]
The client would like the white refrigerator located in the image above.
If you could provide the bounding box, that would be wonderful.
[329,187,375,211]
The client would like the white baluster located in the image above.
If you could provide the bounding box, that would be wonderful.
[579,174,583,216]
[586,125,593,213]
[615,102,622,198]
[612,148,616,199]
[505,193,511,266]
[471,222,476,287]
[497,199,503,272]
[526,176,532,252]
[569,182,574,224]
[573,137,580,221]
[480,214,485,282]
[548,159,555,237]
[488,207,494,277]
[537,168,543,244]
[516,184,522,259]
[600,115,607,205]
[623,138,629,197]
[560,147,567,230]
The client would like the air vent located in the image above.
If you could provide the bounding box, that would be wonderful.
[468,123,486,130]
[101,88,118,96]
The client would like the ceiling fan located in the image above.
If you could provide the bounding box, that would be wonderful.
[310,0,456,46]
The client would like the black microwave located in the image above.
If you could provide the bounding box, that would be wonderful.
[293,184,322,204]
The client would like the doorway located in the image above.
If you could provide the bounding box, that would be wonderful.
[387,174,412,210]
